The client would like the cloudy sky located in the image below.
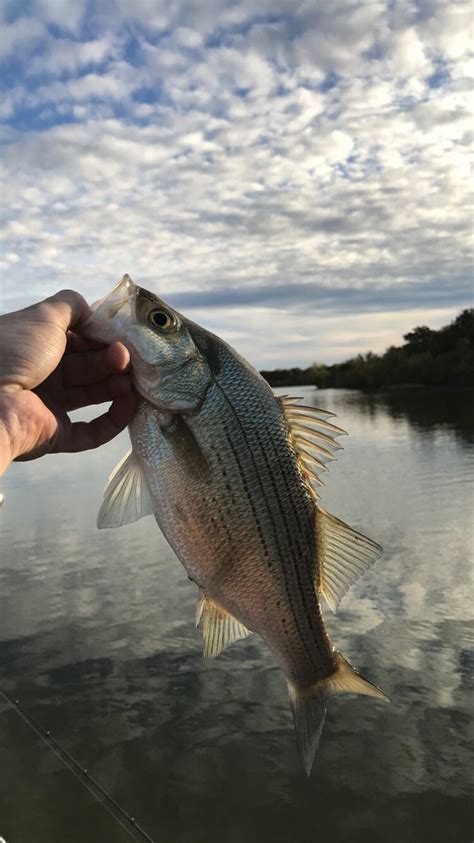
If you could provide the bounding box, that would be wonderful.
[0,1,472,367]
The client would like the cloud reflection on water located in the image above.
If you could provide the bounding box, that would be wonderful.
[0,386,472,842]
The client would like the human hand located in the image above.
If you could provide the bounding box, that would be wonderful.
[0,289,138,474]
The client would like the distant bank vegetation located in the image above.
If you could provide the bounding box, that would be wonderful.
[261,309,474,389]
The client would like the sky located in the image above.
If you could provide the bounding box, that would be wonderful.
[0,0,472,368]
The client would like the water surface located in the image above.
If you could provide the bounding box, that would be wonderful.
[0,387,472,843]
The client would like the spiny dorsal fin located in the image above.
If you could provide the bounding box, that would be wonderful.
[315,505,383,612]
[97,449,154,528]
[278,397,346,496]
[196,593,252,658]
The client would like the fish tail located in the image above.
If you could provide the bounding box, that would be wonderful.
[287,650,389,776]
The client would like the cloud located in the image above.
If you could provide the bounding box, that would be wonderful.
[0,0,472,367]
[0,14,46,60]
[28,35,116,76]
[167,277,473,315]
[34,0,85,33]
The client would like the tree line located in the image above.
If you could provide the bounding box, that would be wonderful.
[260,309,474,389]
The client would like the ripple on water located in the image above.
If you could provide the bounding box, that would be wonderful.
[0,387,473,843]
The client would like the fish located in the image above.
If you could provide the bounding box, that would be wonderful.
[84,274,389,775]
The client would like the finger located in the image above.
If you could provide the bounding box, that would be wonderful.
[59,392,138,453]
[61,342,131,388]
[64,373,134,410]
[104,341,130,372]
[43,289,92,332]
[66,331,106,354]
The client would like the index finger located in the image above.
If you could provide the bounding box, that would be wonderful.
[62,343,131,388]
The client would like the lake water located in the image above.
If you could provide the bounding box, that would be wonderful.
[0,387,472,843]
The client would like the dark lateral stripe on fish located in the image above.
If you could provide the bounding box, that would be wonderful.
[241,444,319,672]
[255,426,327,667]
[270,455,331,664]
[239,428,321,672]
[267,404,334,652]
[215,381,321,670]
[261,421,326,641]
[255,427,319,649]
[221,422,271,568]
[221,419,288,584]
[215,382,318,663]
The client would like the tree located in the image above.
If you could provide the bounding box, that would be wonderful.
[260,309,474,389]
[403,325,435,353]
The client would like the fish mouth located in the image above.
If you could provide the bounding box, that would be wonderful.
[90,273,136,317]
[84,274,137,343]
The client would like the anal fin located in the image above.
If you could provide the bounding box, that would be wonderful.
[196,593,252,658]
[315,506,383,612]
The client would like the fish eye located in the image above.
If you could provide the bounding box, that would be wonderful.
[148,308,175,331]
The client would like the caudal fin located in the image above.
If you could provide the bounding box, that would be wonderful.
[287,651,389,776]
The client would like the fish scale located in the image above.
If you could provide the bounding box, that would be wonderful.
[84,274,389,775]
[220,407,322,678]
[207,366,325,669]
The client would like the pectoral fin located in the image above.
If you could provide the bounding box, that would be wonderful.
[162,415,210,480]
[97,449,154,528]
[315,506,383,612]
[196,594,252,658]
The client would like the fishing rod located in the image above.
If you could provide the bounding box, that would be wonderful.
[0,687,156,843]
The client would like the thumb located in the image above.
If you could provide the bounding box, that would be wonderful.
[43,289,92,332]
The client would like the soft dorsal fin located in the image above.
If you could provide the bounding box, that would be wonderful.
[315,505,383,612]
[278,397,347,496]
[278,397,381,611]
[97,449,154,528]
[196,593,252,658]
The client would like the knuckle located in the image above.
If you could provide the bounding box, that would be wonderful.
[40,289,91,326]
[48,289,87,308]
